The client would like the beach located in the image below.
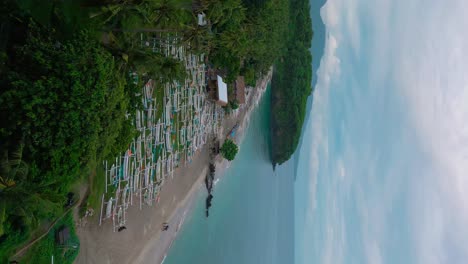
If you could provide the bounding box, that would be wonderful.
[161,67,294,264]
[75,69,272,264]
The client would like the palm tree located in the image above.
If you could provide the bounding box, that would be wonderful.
[0,144,29,236]
[218,27,249,56]
[206,0,246,29]
[152,0,192,30]
[0,144,60,237]
[0,144,28,191]
[182,25,213,52]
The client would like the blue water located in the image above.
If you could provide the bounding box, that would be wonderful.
[164,87,295,264]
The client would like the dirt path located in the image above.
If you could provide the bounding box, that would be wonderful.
[11,188,84,261]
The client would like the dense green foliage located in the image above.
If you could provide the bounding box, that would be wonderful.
[270,0,313,165]
[20,212,80,264]
[201,0,289,82]
[0,0,199,259]
[0,0,301,260]
[0,1,140,261]
[2,23,136,186]
[220,139,239,161]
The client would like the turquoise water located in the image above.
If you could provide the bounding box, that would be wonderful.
[164,87,295,264]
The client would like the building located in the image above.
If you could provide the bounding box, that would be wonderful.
[234,76,246,104]
[56,226,70,245]
[208,75,228,106]
[197,13,207,26]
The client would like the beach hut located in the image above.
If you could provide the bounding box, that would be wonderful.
[56,227,70,245]
[208,75,228,106]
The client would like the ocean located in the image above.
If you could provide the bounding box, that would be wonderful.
[164,86,295,264]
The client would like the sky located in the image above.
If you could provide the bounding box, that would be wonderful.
[295,0,468,263]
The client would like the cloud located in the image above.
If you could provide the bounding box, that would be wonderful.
[364,240,383,264]
[304,0,342,217]
[316,34,340,91]
[321,0,340,27]
[389,0,468,262]
[301,0,468,263]
[337,159,345,179]
[297,3,343,262]
[321,0,361,54]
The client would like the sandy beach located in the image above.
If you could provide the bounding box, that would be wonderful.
[75,70,272,264]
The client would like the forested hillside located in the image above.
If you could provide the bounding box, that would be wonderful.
[270,0,313,165]
[0,0,293,261]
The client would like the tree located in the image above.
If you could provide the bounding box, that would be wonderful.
[152,0,191,29]
[0,21,137,260]
[182,25,213,52]
[0,144,28,191]
[220,139,238,161]
[230,100,239,110]
[270,0,313,165]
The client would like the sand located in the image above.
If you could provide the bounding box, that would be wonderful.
[75,146,210,264]
[75,69,272,264]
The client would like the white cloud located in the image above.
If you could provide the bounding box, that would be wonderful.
[344,0,360,54]
[301,0,468,263]
[299,3,343,262]
[321,0,340,28]
[389,0,468,262]
[365,240,383,264]
[316,34,340,91]
[337,159,345,179]
[304,1,342,218]
[321,0,361,54]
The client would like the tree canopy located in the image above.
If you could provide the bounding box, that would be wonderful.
[270,0,313,165]
[220,140,239,161]
[0,0,310,260]
[201,0,289,82]
[0,2,138,260]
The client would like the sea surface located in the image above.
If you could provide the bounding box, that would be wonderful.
[164,87,295,264]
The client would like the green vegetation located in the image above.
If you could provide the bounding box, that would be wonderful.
[199,0,311,165]
[230,100,240,110]
[20,212,80,264]
[202,0,289,82]
[223,98,240,113]
[270,0,313,165]
[0,6,136,262]
[0,0,305,260]
[0,0,183,261]
[220,140,239,161]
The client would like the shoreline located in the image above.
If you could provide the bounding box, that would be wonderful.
[137,69,272,264]
[75,69,272,264]
[135,166,207,264]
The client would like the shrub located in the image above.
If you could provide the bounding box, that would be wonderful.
[220,139,238,161]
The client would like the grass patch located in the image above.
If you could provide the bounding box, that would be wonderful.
[19,212,79,264]
[87,166,105,214]
[85,164,117,220]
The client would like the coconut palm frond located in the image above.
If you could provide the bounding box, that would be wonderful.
[0,176,16,189]
[0,143,28,190]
